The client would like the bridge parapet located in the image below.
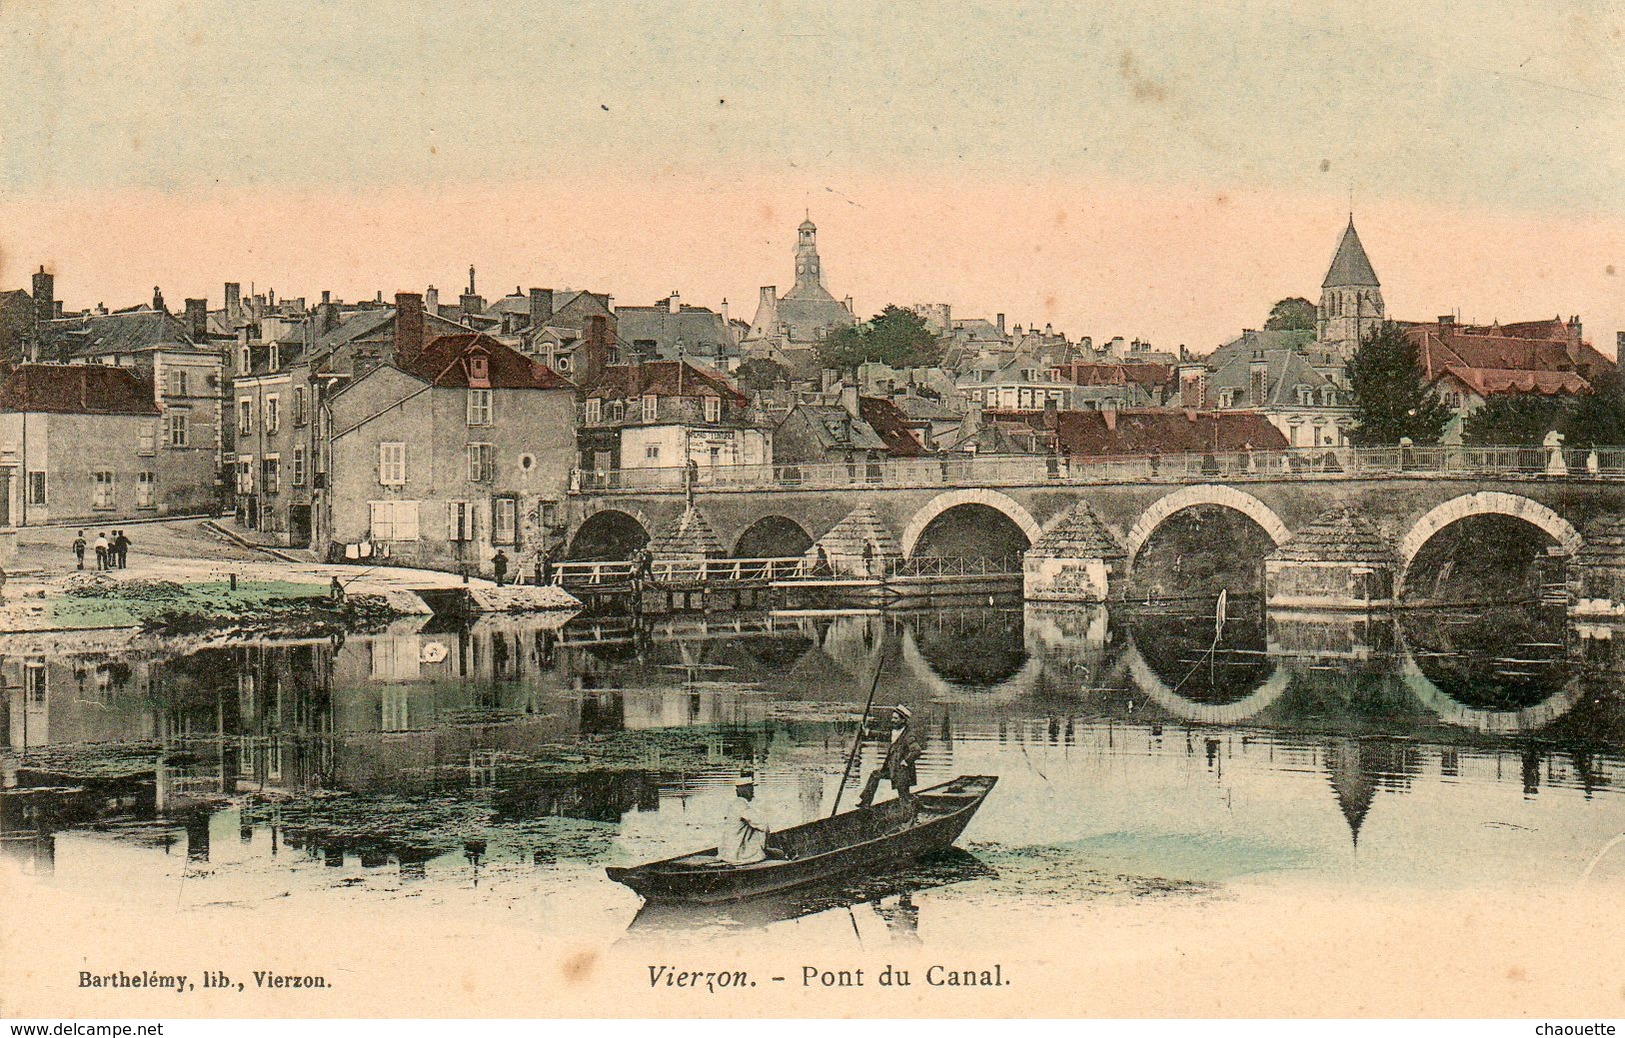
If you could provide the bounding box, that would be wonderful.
[573,444,1625,496]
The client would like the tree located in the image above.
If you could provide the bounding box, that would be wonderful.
[1264,296,1316,332]
[733,358,788,391]
[1346,322,1453,445]
[1461,394,1569,446]
[1562,368,1625,448]
[816,305,943,372]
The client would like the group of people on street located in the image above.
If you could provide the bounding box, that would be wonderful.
[489,547,564,587]
[71,530,132,571]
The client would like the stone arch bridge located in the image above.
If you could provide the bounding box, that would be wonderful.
[567,473,1625,602]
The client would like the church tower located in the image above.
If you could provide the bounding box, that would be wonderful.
[1317,217,1385,359]
[791,214,823,294]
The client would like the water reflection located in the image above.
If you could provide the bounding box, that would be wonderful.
[3,601,1625,923]
[622,849,997,938]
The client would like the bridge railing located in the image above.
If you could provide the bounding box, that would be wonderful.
[553,556,814,586]
[893,554,1024,577]
[573,444,1625,493]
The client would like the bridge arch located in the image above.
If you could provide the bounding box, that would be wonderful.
[732,515,814,558]
[1123,484,1291,567]
[900,489,1042,559]
[1396,492,1582,598]
[567,507,651,560]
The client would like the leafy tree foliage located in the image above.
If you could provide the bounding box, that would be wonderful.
[1346,322,1452,445]
[1264,296,1317,332]
[732,358,789,391]
[817,305,943,372]
[1461,393,1569,446]
[1562,368,1625,448]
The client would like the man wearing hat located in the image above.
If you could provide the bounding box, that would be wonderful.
[716,773,772,864]
[858,706,923,812]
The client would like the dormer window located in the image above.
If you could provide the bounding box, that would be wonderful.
[239,346,251,371]
[642,393,658,423]
[1297,386,1313,406]
[468,353,489,385]
[704,395,720,423]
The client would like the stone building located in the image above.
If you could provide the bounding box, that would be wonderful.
[0,364,219,524]
[322,330,577,574]
[1317,217,1385,363]
[614,294,738,369]
[576,322,768,486]
[741,216,856,375]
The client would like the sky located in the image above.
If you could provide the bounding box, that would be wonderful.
[0,0,1622,354]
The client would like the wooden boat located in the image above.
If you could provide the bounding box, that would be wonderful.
[606,775,997,904]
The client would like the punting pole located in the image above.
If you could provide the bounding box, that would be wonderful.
[829,642,889,817]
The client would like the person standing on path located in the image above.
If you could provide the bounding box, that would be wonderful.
[491,548,509,586]
[114,530,130,569]
[94,532,109,571]
[72,531,86,570]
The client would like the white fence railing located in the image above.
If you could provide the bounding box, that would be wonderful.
[574,445,1625,495]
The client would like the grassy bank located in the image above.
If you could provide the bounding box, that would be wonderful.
[48,574,384,632]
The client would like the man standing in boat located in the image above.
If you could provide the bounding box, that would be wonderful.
[717,775,772,864]
[859,706,923,813]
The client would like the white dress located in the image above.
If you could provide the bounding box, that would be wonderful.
[716,795,770,863]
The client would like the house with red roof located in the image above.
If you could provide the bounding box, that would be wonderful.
[1401,315,1615,443]
[320,323,577,574]
[773,386,928,480]
[575,327,768,485]
[0,363,220,524]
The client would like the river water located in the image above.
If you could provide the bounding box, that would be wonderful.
[5,601,1625,949]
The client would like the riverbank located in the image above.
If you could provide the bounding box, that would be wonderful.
[0,518,579,634]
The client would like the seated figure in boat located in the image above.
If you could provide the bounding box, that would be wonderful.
[859,706,922,812]
[717,775,773,864]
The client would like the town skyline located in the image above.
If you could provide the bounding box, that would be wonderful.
[3,0,1621,354]
[4,181,1621,359]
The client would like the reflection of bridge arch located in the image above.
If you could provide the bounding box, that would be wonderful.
[1123,484,1291,568]
[1397,649,1581,733]
[900,489,1042,559]
[898,625,1047,700]
[1121,640,1291,724]
[1396,492,1582,598]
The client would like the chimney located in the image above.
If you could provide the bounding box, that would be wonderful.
[720,298,729,324]
[1045,323,1054,336]
[321,290,331,304]
[582,314,610,384]
[760,285,776,305]
[1249,351,1269,407]
[425,285,439,316]
[184,298,207,342]
[1438,314,1455,329]
[529,287,553,327]
[840,381,860,417]
[668,292,681,315]
[1103,408,1117,433]
[31,266,53,331]
[224,282,242,325]
[843,295,855,315]
[317,298,340,337]
[52,301,63,319]
[393,291,424,368]
[996,313,1006,335]
[822,368,839,394]
[152,286,166,312]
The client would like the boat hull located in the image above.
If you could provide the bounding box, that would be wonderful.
[606,775,996,905]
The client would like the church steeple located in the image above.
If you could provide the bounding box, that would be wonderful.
[1317,217,1385,361]
[793,213,822,292]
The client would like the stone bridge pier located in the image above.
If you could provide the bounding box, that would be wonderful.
[567,476,1625,610]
